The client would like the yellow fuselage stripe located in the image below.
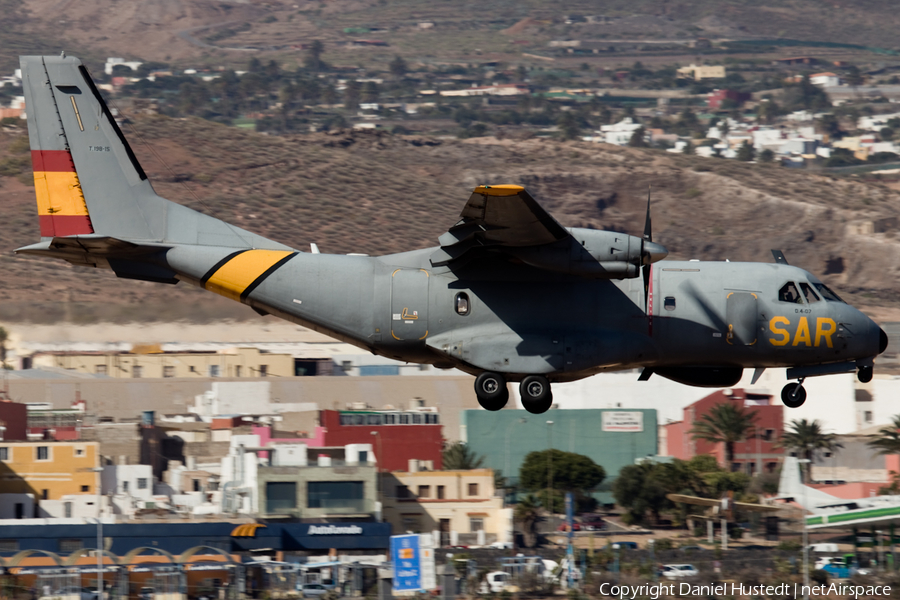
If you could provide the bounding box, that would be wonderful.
[33,171,89,216]
[204,250,294,302]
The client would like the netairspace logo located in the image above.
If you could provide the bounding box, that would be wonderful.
[598,582,892,599]
[307,525,363,535]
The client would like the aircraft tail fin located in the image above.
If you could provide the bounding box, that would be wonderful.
[19,55,287,250]
[778,456,841,510]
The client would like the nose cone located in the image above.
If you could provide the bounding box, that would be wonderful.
[643,241,668,265]
[880,327,889,354]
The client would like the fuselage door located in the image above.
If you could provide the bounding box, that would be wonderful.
[391,269,429,341]
[726,291,758,345]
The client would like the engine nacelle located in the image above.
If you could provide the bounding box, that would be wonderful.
[511,228,645,279]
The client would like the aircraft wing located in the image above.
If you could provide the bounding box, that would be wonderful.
[667,494,780,513]
[430,185,570,267]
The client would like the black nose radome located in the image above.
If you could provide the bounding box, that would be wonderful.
[880,328,889,354]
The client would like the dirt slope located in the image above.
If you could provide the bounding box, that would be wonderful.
[1,117,900,322]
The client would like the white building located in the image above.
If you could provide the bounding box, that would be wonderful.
[104,58,143,76]
[810,72,840,88]
[599,118,645,146]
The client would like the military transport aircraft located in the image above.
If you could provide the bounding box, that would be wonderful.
[15,55,888,415]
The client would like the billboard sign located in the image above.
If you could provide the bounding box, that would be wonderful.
[391,534,435,593]
[602,411,643,432]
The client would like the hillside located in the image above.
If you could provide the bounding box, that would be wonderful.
[6,0,900,73]
[2,117,900,323]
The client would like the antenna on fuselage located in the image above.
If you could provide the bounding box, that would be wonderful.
[771,249,789,265]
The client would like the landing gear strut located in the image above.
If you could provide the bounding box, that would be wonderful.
[520,375,553,414]
[474,372,509,411]
[781,378,807,408]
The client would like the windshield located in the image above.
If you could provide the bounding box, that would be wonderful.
[813,283,844,303]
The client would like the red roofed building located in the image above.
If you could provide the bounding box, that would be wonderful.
[318,409,443,472]
[708,89,750,110]
[663,389,784,474]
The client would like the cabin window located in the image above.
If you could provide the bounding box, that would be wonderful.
[778,282,803,304]
[455,292,470,316]
[800,283,820,303]
[664,297,676,311]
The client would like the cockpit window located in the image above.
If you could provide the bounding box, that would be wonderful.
[813,283,845,303]
[778,282,803,304]
[800,283,820,304]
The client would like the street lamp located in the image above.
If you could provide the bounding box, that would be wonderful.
[370,431,382,521]
[504,418,527,490]
[89,466,104,597]
[798,458,811,600]
[546,421,554,512]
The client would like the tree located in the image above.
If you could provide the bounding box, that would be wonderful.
[627,126,648,147]
[519,449,604,512]
[779,419,842,483]
[868,415,900,458]
[389,56,408,79]
[343,80,361,110]
[557,111,582,140]
[0,326,7,370]
[442,441,484,470]
[613,462,671,524]
[361,81,380,104]
[305,40,325,72]
[689,402,758,470]
[759,148,774,163]
[736,140,755,162]
[817,113,843,141]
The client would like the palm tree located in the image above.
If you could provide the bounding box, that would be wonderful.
[0,326,7,369]
[780,419,843,483]
[868,415,900,457]
[442,441,484,470]
[514,494,541,548]
[690,402,758,471]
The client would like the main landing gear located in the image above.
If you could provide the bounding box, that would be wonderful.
[474,372,554,414]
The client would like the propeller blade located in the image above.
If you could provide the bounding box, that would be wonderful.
[643,186,652,242]
[643,263,651,312]
[642,187,653,312]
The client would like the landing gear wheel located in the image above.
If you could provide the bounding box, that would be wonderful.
[781,382,807,408]
[858,365,873,383]
[520,375,553,414]
[475,372,509,411]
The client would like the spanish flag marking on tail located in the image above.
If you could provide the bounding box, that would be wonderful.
[32,149,94,236]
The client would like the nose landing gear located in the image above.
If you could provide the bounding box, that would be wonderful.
[781,378,807,408]
[474,371,509,411]
[858,365,873,383]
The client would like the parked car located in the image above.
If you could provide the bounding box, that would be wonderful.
[298,583,330,598]
[612,541,639,550]
[680,545,706,553]
[581,518,606,531]
[479,571,518,594]
[556,522,582,532]
[660,564,699,579]
[488,541,514,549]
[816,556,870,578]
[138,587,154,600]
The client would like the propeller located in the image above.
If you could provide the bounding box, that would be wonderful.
[641,187,668,313]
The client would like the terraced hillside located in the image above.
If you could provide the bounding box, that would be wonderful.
[1,117,900,323]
